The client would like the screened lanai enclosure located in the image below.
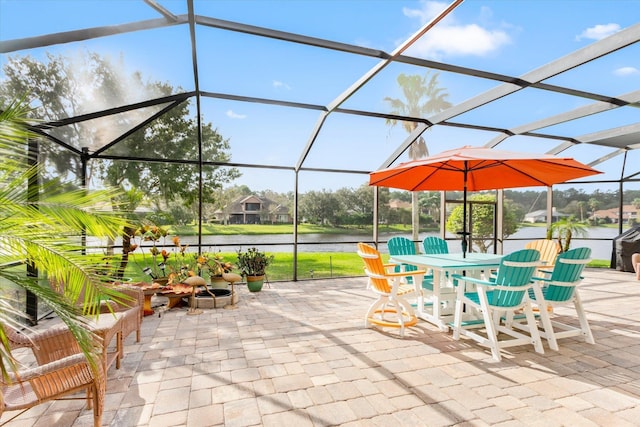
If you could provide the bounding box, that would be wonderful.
[1,0,640,320]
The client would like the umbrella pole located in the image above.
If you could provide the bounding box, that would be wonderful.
[462,164,468,258]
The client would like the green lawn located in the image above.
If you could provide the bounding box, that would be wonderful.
[115,249,609,284]
[118,251,367,282]
[111,222,613,282]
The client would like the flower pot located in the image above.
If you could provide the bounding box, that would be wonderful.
[153,277,170,286]
[210,276,229,290]
[246,275,265,292]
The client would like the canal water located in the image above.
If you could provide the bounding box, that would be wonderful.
[94,226,621,261]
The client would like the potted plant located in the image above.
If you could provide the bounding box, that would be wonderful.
[236,247,274,292]
[197,251,235,289]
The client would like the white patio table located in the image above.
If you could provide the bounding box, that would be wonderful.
[389,252,504,331]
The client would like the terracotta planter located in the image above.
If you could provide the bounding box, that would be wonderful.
[246,275,265,292]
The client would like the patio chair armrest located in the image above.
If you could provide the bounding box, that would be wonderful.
[4,353,104,403]
[532,277,582,288]
[5,353,90,382]
[450,274,493,287]
[5,324,83,364]
[100,285,143,315]
[387,269,427,278]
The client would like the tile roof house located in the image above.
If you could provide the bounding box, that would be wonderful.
[592,205,639,224]
[214,195,291,224]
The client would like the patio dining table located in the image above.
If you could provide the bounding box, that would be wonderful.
[389,252,504,331]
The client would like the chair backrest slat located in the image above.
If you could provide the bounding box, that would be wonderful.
[388,236,416,255]
[357,242,391,293]
[387,236,418,273]
[524,239,561,267]
[545,247,591,301]
[490,249,540,307]
[422,236,449,254]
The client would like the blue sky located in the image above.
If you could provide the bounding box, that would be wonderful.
[1,0,639,194]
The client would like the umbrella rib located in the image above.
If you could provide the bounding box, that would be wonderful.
[472,159,597,187]
[413,161,464,191]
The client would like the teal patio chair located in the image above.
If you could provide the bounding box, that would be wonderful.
[507,247,594,350]
[387,236,434,292]
[451,248,543,361]
[422,236,450,282]
[387,236,417,276]
[422,236,449,255]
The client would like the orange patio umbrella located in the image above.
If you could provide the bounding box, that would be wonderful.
[369,145,602,256]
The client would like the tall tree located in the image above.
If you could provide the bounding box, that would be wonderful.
[1,51,241,278]
[588,197,601,218]
[0,51,240,212]
[446,193,521,253]
[577,200,586,221]
[383,72,452,246]
[419,191,442,221]
[299,190,340,226]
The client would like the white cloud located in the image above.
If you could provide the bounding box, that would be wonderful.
[614,66,639,76]
[226,110,246,119]
[273,80,291,90]
[576,23,621,41]
[402,1,511,60]
[403,1,453,25]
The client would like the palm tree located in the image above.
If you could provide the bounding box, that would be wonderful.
[384,72,452,245]
[0,98,130,379]
[588,197,601,223]
[550,216,588,252]
[577,200,586,222]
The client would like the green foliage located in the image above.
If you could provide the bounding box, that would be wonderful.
[383,72,452,160]
[236,247,274,277]
[446,193,521,253]
[0,97,131,380]
[0,50,241,216]
[0,51,246,281]
[299,184,374,227]
[384,72,452,243]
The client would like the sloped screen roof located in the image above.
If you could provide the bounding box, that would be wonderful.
[1,0,639,193]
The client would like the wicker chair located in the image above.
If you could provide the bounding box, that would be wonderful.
[51,280,144,368]
[104,283,144,344]
[1,324,105,427]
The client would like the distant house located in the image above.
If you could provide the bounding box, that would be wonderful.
[592,205,639,224]
[523,208,567,223]
[389,199,411,210]
[270,204,291,223]
[214,195,292,224]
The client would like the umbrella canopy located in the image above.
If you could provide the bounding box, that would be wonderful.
[369,146,602,192]
[369,146,602,255]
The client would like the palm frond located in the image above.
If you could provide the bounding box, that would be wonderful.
[0,96,131,380]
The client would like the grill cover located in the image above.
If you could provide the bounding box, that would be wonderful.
[611,226,640,272]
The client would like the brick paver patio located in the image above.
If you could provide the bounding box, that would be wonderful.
[2,268,639,426]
